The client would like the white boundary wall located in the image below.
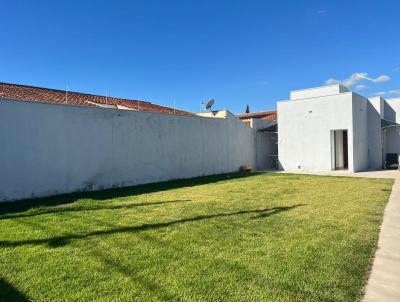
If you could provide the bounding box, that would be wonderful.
[0,99,256,201]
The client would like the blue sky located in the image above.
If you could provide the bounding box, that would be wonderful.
[1,0,400,114]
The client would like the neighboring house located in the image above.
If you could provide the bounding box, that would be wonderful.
[278,84,400,172]
[237,110,277,127]
[0,82,192,116]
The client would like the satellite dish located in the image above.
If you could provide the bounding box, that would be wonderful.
[205,99,215,111]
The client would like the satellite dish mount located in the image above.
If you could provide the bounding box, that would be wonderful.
[205,99,215,111]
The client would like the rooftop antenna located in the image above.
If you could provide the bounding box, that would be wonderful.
[205,99,215,111]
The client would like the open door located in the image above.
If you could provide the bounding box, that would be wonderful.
[332,130,348,170]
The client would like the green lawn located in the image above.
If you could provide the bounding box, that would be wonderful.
[0,173,393,302]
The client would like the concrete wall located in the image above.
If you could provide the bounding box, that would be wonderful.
[381,98,400,166]
[367,97,384,169]
[249,119,278,170]
[278,92,359,172]
[369,96,385,118]
[0,99,256,201]
[351,94,369,171]
[255,132,278,170]
[250,119,274,130]
[385,98,400,122]
[384,127,400,154]
[290,84,349,101]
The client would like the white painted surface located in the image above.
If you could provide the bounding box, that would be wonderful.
[250,119,274,130]
[278,92,358,172]
[196,111,228,118]
[352,94,369,172]
[279,87,388,173]
[382,98,400,168]
[367,97,384,169]
[369,96,385,119]
[0,100,257,201]
[255,132,278,170]
[290,84,349,101]
[385,98,400,122]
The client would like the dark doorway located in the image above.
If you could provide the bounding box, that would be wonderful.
[332,130,349,170]
[343,130,348,169]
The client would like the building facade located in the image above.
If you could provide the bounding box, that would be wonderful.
[278,84,400,172]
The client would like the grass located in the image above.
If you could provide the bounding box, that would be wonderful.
[0,172,393,302]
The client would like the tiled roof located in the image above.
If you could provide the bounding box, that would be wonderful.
[237,110,277,120]
[0,82,193,116]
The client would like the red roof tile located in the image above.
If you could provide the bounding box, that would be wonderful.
[0,82,193,116]
[237,110,277,120]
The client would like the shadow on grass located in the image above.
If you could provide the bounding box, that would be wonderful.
[0,172,260,216]
[0,199,191,221]
[92,249,179,301]
[0,278,30,302]
[0,204,303,249]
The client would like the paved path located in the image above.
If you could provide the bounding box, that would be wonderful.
[275,170,400,301]
[362,172,400,302]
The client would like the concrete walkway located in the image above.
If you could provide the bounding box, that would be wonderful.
[362,172,400,302]
[277,170,400,301]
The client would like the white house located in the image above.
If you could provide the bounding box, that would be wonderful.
[278,84,400,172]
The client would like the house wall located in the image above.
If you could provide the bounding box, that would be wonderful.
[278,92,359,172]
[290,85,349,101]
[255,132,278,170]
[385,98,400,122]
[351,94,369,171]
[382,98,400,165]
[385,127,400,154]
[0,99,256,202]
[251,119,274,130]
[250,119,278,170]
[367,97,384,169]
[369,96,385,118]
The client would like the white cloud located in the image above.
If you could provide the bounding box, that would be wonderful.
[368,89,400,98]
[324,72,390,88]
[372,91,386,96]
[355,84,367,90]
[317,10,327,14]
[374,75,390,83]
[325,78,340,85]
[325,72,367,87]
[343,73,368,87]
